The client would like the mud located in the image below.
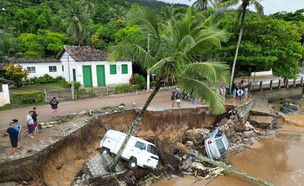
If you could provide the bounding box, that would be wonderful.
[0,107,232,185]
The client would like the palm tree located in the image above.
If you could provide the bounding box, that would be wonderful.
[62,0,92,46]
[190,0,221,11]
[107,7,230,171]
[219,0,263,92]
[85,0,95,16]
[109,5,126,21]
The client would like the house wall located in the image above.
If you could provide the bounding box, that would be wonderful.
[60,51,133,87]
[0,84,10,107]
[18,63,62,79]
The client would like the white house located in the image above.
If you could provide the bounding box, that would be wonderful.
[10,58,62,79]
[57,46,132,87]
[12,46,133,87]
[0,84,10,107]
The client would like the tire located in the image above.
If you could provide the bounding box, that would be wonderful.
[128,157,138,170]
[101,147,110,155]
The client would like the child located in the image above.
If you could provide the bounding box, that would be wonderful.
[244,86,248,101]
[237,89,244,102]
[233,89,237,103]
[13,119,23,149]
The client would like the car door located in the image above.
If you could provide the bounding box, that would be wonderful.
[133,141,146,167]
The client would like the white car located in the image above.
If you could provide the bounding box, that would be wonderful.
[100,130,159,170]
[204,128,229,159]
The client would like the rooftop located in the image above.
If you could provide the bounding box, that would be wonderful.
[57,46,108,62]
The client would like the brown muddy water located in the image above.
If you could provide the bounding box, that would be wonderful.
[151,130,304,186]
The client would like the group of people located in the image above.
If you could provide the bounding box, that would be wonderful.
[171,88,182,107]
[232,80,248,103]
[6,97,59,155]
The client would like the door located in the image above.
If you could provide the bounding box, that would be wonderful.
[82,65,92,87]
[73,69,76,82]
[96,65,106,86]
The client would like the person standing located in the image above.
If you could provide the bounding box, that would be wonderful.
[7,122,19,155]
[191,96,197,105]
[220,86,226,100]
[13,119,22,149]
[176,90,181,107]
[233,89,237,103]
[237,88,244,103]
[32,107,39,133]
[50,97,59,119]
[244,86,248,101]
[171,89,176,107]
[26,111,34,139]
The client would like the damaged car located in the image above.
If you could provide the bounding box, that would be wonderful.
[204,128,229,159]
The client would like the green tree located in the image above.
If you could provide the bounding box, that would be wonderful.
[219,0,263,92]
[107,7,230,171]
[5,63,29,87]
[109,5,127,21]
[62,0,92,45]
[219,15,304,78]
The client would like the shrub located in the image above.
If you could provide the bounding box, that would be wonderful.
[114,84,129,93]
[29,77,39,85]
[12,91,45,104]
[73,81,81,90]
[38,76,48,84]
[151,81,156,87]
[129,74,136,84]
[5,63,29,87]
[130,84,140,91]
[54,76,65,83]
[43,74,54,83]
[76,88,86,97]
[135,74,146,88]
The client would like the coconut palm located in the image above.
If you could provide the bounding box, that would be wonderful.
[107,7,230,171]
[219,0,263,92]
[62,0,92,45]
[190,0,221,11]
[85,0,95,16]
[109,5,127,21]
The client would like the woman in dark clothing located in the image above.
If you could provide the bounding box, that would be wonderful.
[171,88,176,107]
[32,107,39,133]
[7,122,19,155]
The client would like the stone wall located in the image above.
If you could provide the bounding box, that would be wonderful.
[263,87,303,101]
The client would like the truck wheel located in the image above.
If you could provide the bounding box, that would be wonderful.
[101,147,110,155]
[128,158,138,170]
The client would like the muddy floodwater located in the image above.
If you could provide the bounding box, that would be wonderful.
[151,130,304,186]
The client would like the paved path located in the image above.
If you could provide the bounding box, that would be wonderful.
[0,91,173,131]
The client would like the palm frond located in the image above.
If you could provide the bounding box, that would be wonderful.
[149,56,174,75]
[178,77,225,114]
[218,0,239,9]
[250,0,264,16]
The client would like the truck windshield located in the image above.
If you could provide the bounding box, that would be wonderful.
[147,144,158,156]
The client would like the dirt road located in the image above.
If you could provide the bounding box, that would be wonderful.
[0,91,172,131]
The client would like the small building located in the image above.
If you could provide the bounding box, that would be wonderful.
[57,46,132,87]
[0,84,10,107]
[10,58,62,79]
[12,46,133,87]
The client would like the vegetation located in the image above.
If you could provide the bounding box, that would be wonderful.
[5,63,28,87]
[12,91,45,104]
[114,84,130,93]
[107,7,230,171]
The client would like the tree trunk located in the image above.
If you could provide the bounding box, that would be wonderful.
[229,5,247,93]
[187,151,275,186]
[107,80,162,172]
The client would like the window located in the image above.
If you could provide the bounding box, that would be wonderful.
[135,141,146,150]
[215,139,226,155]
[49,66,57,72]
[62,65,64,72]
[121,64,128,74]
[27,67,36,73]
[147,144,158,155]
[110,65,116,75]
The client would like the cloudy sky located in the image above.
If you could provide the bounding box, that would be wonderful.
[159,0,304,15]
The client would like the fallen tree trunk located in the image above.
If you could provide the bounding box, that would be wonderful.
[187,151,275,186]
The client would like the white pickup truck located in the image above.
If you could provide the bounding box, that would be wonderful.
[100,130,159,170]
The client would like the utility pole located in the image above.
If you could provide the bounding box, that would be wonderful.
[147,32,151,91]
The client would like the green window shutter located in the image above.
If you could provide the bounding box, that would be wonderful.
[122,64,128,74]
[110,64,117,75]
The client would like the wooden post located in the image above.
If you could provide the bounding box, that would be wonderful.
[187,151,275,186]
[270,80,273,90]
[286,79,289,88]
[301,77,303,86]
[278,79,281,89]
[293,79,296,87]
[44,89,47,103]
[259,81,263,91]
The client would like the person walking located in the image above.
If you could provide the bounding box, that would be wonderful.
[176,90,181,107]
[50,97,59,119]
[26,111,34,139]
[12,119,22,149]
[171,88,176,107]
[32,107,39,133]
[191,96,197,105]
[7,122,19,155]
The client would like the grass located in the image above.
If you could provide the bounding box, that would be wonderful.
[14,83,66,91]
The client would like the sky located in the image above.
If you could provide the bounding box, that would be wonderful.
[159,0,304,15]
